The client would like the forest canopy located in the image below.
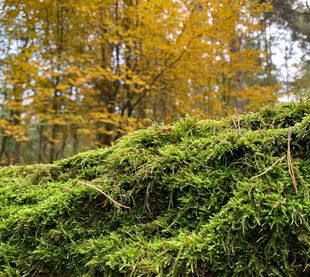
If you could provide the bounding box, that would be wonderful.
[0,0,309,164]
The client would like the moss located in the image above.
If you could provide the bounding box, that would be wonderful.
[0,102,310,276]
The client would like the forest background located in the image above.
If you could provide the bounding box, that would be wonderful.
[0,0,309,164]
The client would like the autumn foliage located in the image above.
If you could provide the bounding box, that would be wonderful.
[0,0,278,163]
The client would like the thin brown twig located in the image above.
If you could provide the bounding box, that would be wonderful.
[76,180,130,209]
[226,109,240,134]
[251,155,286,180]
[234,108,241,135]
[287,127,298,193]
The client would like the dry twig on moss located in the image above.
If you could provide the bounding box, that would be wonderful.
[227,109,241,135]
[250,155,286,180]
[287,127,298,193]
[234,108,241,135]
[76,180,130,209]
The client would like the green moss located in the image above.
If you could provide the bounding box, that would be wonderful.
[0,102,310,276]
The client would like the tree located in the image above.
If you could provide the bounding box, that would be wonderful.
[0,0,278,164]
[261,0,310,42]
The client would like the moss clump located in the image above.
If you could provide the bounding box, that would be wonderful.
[1,102,310,276]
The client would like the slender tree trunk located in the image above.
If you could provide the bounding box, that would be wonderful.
[72,126,78,154]
[0,135,7,161]
[38,125,44,162]
[50,0,64,162]
[11,108,21,164]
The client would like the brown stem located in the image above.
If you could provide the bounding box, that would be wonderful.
[287,127,298,193]
[77,180,130,209]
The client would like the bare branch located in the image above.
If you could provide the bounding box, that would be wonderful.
[251,155,286,180]
[77,180,130,209]
[287,127,298,193]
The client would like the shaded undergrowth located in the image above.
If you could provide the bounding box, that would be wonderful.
[0,102,310,276]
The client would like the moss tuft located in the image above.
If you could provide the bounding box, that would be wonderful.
[1,102,310,276]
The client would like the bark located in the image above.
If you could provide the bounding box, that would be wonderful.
[0,135,7,161]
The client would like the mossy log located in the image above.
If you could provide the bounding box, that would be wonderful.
[0,102,310,276]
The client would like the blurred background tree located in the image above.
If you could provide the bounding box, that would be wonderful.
[0,0,308,164]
